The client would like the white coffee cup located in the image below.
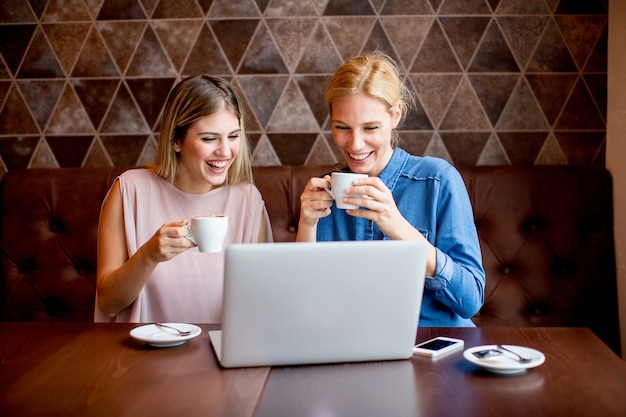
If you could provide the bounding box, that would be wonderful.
[184,215,228,253]
[325,172,368,210]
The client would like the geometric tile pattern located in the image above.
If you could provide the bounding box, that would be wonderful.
[0,0,608,174]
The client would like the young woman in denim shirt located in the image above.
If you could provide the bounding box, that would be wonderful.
[296,52,485,326]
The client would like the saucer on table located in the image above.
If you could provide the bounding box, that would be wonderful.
[463,344,545,374]
[130,323,201,347]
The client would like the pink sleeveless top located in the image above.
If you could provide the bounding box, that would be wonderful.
[94,168,273,323]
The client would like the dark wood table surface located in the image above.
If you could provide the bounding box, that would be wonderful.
[1,322,625,417]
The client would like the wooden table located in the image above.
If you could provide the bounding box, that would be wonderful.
[1,323,625,417]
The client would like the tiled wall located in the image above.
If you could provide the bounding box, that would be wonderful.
[0,0,608,173]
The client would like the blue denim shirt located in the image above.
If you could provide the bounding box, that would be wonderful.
[317,148,485,326]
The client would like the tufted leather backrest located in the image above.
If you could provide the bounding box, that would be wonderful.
[0,165,620,353]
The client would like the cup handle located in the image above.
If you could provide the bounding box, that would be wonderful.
[324,187,335,199]
[183,225,196,245]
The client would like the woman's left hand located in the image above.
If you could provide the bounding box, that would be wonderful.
[344,177,419,241]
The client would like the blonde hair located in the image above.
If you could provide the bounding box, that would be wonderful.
[149,75,253,185]
[325,51,415,147]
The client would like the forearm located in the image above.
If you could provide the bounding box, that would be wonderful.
[97,246,159,317]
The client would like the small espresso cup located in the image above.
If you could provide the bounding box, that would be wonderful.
[325,172,368,210]
[184,215,228,253]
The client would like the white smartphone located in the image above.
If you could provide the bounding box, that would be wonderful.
[413,336,464,358]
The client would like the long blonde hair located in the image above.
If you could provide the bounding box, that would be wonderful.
[325,51,415,147]
[149,75,253,185]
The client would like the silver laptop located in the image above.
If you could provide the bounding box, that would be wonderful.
[209,240,428,368]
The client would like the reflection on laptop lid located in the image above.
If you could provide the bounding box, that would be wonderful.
[209,240,427,368]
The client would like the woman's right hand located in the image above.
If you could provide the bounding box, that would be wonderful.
[142,219,196,263]
[296,176,333,241]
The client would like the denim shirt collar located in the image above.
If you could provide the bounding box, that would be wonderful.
[376,147,409,191]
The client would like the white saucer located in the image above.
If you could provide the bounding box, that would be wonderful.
[130,323,202,347]
[463,345,545,374]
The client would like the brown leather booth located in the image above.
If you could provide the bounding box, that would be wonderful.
[0,165,620,354]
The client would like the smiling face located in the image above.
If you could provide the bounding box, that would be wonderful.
[172,109,241,193]
[330,93,402,177]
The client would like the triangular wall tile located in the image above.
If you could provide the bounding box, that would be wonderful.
[211,19,259,72]
[403,82,434,130]
[82,137,113,167]
[266,0,319,16]
[323,0,375,15]
[410,74,462,127]
[267,133,318,165]
[584,74,607,121]
[47,136,93,167]
[101,135,148,166]
[361,21,400,65]
[46,84,95,134]
[267,79,319,132]
[208,0,260,18]
[526,73,577,125]
[380,16,433,69]
[555,78,605,130]
[496,0,547,14]
[439,0,491,14]
[497,16,548,70]
[295,22,342,74]
[496,77,548,130]
[99,83,150,133]
[440,77,491,130]
[440,16,490,70]
[42,0,91,21]
[469,20,519,72]
[0,24,36,75]
[583,25,607,73]
[0,81,10,105]
[294,75,331,128]
[240,21,289,74]
[305,134,339,166]
[97,0,147,20]
[152,20,202,71]
[398,132,433,157]
[127,78,176,130]
[251,134,281,166]
[411,20,460,72]
[0,0,37,22]
[137,136,158,166]
[42,23,90,75]
[237,75,289,127]
[0,84,39,134]
[534,133,567,165]
[126,26,176,76]
[498,131,548,165]
[469,74,519,126]
[17,80,65,130]
[72,26,119,77]
[526,19,577,72]
[323,17,376,60]
[476,133,510,165]
[0,136,39,169]
[381,0,433,14]
[555,131,605,166]
[152,0,203,18]
[182,24,232,76]
[97,21,147,73]
[423,133,453,164]
[266,18,316,73]
[555,15,606,70]
[29,138,59,168]
[71,79,120,131]
[231,78,262,132]
[18,27,65,78]
[440,132,490,165]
